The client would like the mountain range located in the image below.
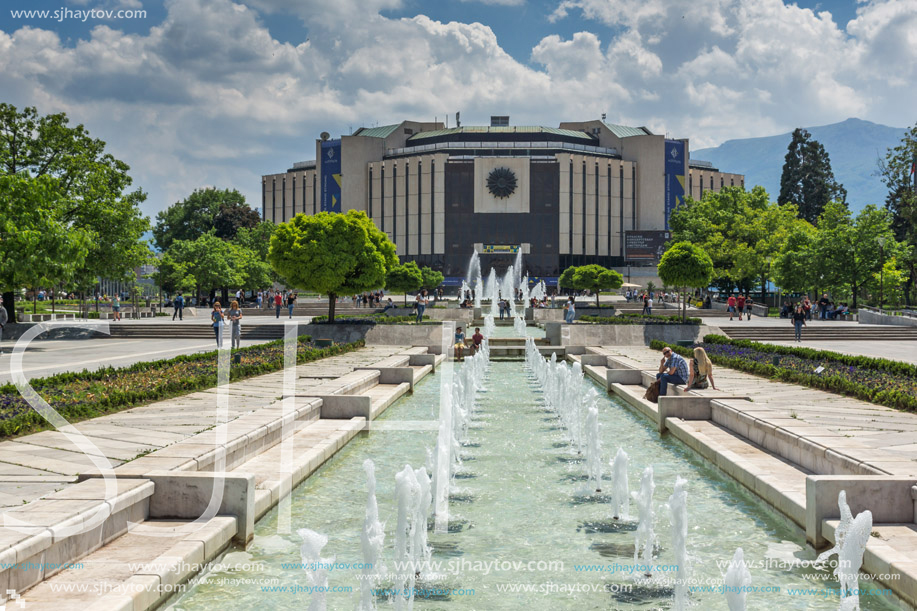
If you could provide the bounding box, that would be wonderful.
[692,118,908,212]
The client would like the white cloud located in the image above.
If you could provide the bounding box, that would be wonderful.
[0,0,913,217]
[459,0,525,5]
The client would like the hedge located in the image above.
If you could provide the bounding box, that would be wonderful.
[310,314,436,325]
[0,336,365,439]
[649,338,917,412]
[579,313,703,325]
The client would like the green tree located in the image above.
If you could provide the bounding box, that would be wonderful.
[268,210,397,322]
[571,264,623,307]
[817,203,900,308]
[0,175,92,316]
[877,122,917,305]
[386,262,424,305]
[778,128,847,224]
[167,233,243,301]
[0,104,149,319]
[153,188,253,250]
[420,266,444,292]
[236,221,280,286]
[558,266,576,291]
[773,224,818,296]
[657,241,714,321]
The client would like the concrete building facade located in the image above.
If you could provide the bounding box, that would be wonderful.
[262,118,743,280]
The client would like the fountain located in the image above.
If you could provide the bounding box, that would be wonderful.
[633,466,656,575]
[724,547,752,611]
[584,405,603,492]
[816,491,874,610]
[668,476,689,610]
[465,250,481,290]
[513,315,527,337]
[359,460,385,611]
[473,276,483,310]
[394,465,420,609]
[610,448,630,520]
[298,528,332,611]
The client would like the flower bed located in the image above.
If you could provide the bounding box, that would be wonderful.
[580,313,702,325]
[310,314,435,325]
[0,336,365,438]
[649,336,917,412]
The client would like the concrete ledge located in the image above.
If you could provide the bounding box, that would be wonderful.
[144,471,255,546]
[607,368,643,386]
[409,354,437,371]
[354,366,416,390]
[805,475,917,550]
[659,396,751,434]
[308,395,371,421]
[579,354,608,366]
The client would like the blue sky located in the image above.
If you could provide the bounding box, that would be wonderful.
[1,0,913,218]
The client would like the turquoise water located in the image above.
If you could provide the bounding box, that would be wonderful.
[166,358,901,610]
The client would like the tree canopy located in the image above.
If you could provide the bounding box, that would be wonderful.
[657,241,714,321]
[386,262,424,305]
[268,210,398,321]
[153,188,256,250]
[778,128,847,224]
[420,266,445,291]
[0,104,150,319]
[568,264,623,307]
[878,122,917,305]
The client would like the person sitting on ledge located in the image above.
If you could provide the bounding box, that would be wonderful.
[453,326,466,361]
[657,346,689,397]
[381,297,395,313]
[470,327,484,355]
[684,347,717,392]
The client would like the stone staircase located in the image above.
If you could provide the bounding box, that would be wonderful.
[721,324,917,341]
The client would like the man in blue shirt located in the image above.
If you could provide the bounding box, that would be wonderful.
[656,346,689,396]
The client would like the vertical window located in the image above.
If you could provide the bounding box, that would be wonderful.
[312,174,316,215]
[568,160,573,254]
[418,160,423,255]
[381,165,386,233]
[594,162,599,256]
[292,175,297,216]
[430,160,435,254]
[281,177,286,222]
[619,166,624,257]
[272,178,276,223]
[392,163,398,244]
[261,179,266,220]
[302,173,306,215]
[631,165,636,230]
[368,167,373,219]
[607,164,612,256]
[582,160,587,255]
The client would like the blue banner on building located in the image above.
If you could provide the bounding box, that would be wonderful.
[321,139,342,212]
[664,139,686,230]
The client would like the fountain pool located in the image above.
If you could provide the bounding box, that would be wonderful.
[166,359,901,611]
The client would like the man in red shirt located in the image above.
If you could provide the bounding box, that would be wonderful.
[736,295,746,321]
[727,294,737,321]
[471,327,484,355]
[274,292,283,318]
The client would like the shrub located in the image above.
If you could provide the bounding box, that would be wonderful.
[580,314,702,325]
[310,314,434,325]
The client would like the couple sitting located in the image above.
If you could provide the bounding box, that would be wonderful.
[453,326,484,360]
[649,346,717,400]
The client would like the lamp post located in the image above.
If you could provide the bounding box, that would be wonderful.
[763,255,773,305]
[877,237,887,309]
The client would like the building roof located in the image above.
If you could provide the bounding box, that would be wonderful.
[602,122,653,138]
[408,126,595,142]
[352,124,401,138]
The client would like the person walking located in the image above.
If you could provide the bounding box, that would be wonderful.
[802,296,812,320]
[172,293,184,321]
[257,290,263,309]
[646,294,653,316]
[736,294,745,321]
[656,346,690,396]
[565,297,576,323]
[0,295,7,356]
[727,293,737,321]
[274,291,283,319]
[684,347,718,392]
[227,300,243,349]
[287,292,296,318]
[792,304,807,342]
[211,302,226,348]
[112,295,121,322]
[744,298,753,321]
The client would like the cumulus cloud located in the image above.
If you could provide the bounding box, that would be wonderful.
[0,0,913,216]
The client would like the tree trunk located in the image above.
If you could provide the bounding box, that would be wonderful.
[595,290,600,308]
[1,292,14,324]
[33,291,37,314]
[682,288,687,322]
[851,280,858,310]
[328,293,337,323]
[761,273,766,304]
[404,293,408,307]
